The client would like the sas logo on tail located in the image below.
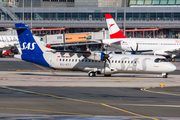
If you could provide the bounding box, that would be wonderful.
[22,42,36,50]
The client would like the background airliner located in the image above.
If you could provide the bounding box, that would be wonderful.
[102,14,180,61]
[14,23,176,78]
[0,35,46,57]
[0,35,19,57]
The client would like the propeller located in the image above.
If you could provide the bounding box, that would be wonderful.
[130,43,138,54]
[99,40,111,75]
[101,45,112,75]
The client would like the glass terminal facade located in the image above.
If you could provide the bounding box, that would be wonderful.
[129,0,180,6]
[2,7,180,21]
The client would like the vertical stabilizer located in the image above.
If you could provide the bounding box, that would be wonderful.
[105,14,127,38]
[15,23,47,54]
[15,23,50,67]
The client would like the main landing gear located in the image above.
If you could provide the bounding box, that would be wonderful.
[88,71,96,77]
[88,71,112,77]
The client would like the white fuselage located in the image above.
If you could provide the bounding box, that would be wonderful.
[0,35,19,50]
[34,53,176,75]
[103,38,180,56]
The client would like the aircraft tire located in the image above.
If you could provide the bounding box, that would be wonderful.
[88,72,96,77]
[163,75,167,78]
[104,74,111,77]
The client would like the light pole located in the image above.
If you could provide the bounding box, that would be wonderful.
[115,0,117,22]
[124,0,126,36]
[31,0,32,29]
[23,0,24,23]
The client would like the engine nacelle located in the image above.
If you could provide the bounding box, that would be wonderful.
[85,52,104,61]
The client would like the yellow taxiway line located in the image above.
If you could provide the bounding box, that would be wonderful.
[0,107,92,116]
[1,86,159,120]
[141,88,180,97]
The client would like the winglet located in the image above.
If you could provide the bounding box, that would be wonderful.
[105,14,127,39]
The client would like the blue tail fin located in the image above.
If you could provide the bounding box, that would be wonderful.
[15,23,50,67]
[15,23,44,54]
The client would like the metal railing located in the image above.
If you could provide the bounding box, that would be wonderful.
[0,2,19,21]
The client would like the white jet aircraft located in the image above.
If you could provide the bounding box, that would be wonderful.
[14,23,176,78]
[0,35,46,57]
[0,35,19,57]
[102,14,180,61]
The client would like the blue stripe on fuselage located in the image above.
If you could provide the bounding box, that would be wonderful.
[21,54,50,67]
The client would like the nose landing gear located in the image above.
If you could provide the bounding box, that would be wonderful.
[162,73,168,78]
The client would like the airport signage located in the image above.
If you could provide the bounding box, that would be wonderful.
[65,33,92,43]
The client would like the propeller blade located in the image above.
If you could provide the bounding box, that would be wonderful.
[135,43,138,54]
[108,51,112,55]
[107,58,111,65]
[130,47,135,54]
[104,59,106,75]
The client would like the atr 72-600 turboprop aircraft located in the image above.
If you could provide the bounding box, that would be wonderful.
[14,23,176,78]
[103,14,180,60]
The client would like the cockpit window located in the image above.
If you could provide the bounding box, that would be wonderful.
[154,58,168,63]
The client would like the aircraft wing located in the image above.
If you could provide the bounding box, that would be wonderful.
[131,50,153,53]
[55,50,91,58]
[164,49,180,56]
[55,50,107,61]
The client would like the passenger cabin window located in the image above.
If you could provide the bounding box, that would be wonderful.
[154,58,168,63]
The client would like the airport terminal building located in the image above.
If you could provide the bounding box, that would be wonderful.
[0,0,180,38]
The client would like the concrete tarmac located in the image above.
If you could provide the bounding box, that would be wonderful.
[0,58,180,120]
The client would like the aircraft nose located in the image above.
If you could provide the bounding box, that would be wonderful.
[169,64,176,72]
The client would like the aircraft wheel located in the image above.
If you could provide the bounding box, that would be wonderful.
[163,75,168,78]
[104,74,111,77]
[88,72,96,77]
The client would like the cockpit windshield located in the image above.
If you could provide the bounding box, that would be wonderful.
[154,58,168,63]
